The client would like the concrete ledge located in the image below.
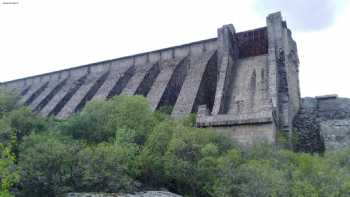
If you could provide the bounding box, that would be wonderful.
[214,122,276,144]
[316,94,338,100]
[196,111,273,127]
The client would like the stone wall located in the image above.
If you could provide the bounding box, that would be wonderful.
[293,95,350,151]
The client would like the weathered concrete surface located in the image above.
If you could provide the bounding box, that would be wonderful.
[40,69,88,117]
[29,76,68,111]
[227,55,270,115]
[146,58,184,111]
[66,191,182,197]
[19,80,48,105]
[320,119,350,150]
[57,71,107,118]
[172,51,216,116]
[211,24,238,115]
[195,12,299,144]
[214,123,275,144]
[121,63,158,96]
[91,64,132,101]
[293,96,350,151]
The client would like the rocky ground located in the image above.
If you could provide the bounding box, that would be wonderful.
[66,191,182,197]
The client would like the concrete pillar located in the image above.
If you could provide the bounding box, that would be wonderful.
[266,12,283,110]
[212,24,239,115]
[267,12,296,139]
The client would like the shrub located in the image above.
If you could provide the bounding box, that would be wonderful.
[61,95,155,144]
[0,89,20,119]
[17,133,78,197]
[0,144,19,197]
[0,91,348,197]
[75,143,138,193]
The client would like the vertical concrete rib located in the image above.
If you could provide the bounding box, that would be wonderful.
[212,24,239,115]
[40,69,88,117]
[57,70,108,119]
[158,57,189,111]
[172,51,217,117]
[20,85,32,96]
[25,82,49,105]
[49,74,88,117]
[91,64,133,101]
[18,84,36,104]
[266,12,283,109]
[146,57,185,111]
[31,77,69,112]
[122,62,159,96]
[74,70,110,113]
[19,81,48,105]
[135,62,161,96]
[107,66,135,98]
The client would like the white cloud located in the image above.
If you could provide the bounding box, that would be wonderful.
[255,0,347,31]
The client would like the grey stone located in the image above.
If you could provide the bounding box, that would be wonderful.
[293,96,350,151]
[66,191,182,197]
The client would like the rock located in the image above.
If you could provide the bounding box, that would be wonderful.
[293,97,324,153]
[66,191,182,197]
[293,96,350,152]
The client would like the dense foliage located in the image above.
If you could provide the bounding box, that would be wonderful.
[0,90,350,197]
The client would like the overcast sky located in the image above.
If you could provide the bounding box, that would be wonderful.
[1,0,349,97]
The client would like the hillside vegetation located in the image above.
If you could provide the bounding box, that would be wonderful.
[0,90,350,197]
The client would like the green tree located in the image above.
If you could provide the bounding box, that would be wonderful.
[138,120,178,188]
[0,145,19,197]
[161,123,234,196]
[60,99,115,144]
[0,119,13,148]
[0,107,48,159]
[0,92,348,197]
[61,95,155,144]
[75,142,138,193]
[17,133,77,197]
[6,107,47,142]
[235,160,288,197]
[212,149,242,197]
[0,89,19,119]
[106,95,155,145]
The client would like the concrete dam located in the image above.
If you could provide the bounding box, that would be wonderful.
[0,12,301,144]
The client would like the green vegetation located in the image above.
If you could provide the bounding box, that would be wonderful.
[0,90,350,197]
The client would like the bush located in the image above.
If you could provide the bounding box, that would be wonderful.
[0,89,20,119]
[17,133,78,197]
[0,91,349,197]
[139,117,236,196]
[61,95,155,144]
[60,100,115,144]
[75,142,138,193]
[0,144,19,197]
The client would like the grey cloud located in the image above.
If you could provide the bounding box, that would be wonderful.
[255,0,341,31]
